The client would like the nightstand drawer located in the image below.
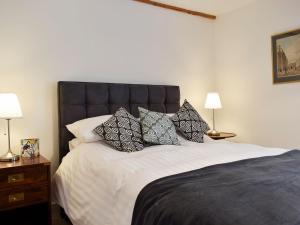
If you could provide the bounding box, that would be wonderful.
[0,184,48,210]
[0,166,48,189]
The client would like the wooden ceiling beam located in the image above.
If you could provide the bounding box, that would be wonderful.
[133,0,216,20]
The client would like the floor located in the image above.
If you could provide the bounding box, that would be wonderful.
[52,204,72,225]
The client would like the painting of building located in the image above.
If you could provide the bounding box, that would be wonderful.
[272,29,300,83]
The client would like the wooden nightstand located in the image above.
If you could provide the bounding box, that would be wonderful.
[0,156,51,225]
[208,132,236,140]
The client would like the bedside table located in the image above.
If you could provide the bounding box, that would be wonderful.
[208,132,236,140]
[0,156,51,225]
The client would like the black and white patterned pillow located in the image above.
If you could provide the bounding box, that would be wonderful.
[94,108,144,152]
[171,100,210,143]
[139,107,179,145]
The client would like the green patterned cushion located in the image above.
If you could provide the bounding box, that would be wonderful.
[139,107,180,145]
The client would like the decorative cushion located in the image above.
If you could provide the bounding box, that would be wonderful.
[139,107,179,145]
[94,108,144,152]
[171,100,210,143]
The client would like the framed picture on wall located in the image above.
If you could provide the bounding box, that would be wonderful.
[272,28,300,84]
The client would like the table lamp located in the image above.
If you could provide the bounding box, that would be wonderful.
[205,92,222,136]
[0,93,22,162]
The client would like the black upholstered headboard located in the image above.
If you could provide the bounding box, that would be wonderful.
[58,81,180,162]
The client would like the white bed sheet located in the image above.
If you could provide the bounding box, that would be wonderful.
[53,138,287,225]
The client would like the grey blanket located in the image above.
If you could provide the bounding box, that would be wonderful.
[131,150,300,225]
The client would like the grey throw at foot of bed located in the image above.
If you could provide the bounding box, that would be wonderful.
[132,150,300,225]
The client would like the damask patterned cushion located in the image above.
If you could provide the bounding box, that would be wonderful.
[94,108,144,152]
[171,100,210,143]
[139,107,179,145]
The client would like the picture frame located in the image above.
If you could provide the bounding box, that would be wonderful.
[272,28,300,84]
[21,138,40,158]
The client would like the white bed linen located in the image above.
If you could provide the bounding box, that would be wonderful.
[53,138,287,225]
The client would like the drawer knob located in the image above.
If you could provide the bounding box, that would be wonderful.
[8,173,24,183]
[9,192,24,203]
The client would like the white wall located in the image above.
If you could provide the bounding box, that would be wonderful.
[215,0,300,149]
[0,0,215,172]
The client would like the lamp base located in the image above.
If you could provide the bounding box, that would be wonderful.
[207,130,220,136]
[0,151,20,162]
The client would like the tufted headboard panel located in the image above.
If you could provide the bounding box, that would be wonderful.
[58,81,180,162]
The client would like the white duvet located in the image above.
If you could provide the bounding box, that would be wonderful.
[52,137,287,225]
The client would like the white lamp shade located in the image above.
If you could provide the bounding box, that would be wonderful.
[205,92,222,109]
[0,93,23,119]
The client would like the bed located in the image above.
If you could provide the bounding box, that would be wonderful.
[53,81,300,225]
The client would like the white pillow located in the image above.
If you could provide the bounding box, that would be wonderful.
[66,115,112,143]
[69,138,81,151]
[203,134,214,143]
[177,133,214,143]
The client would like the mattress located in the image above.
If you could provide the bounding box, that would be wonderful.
[52,137,287,225]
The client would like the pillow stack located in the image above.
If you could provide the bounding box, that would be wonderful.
[67,99,210,153]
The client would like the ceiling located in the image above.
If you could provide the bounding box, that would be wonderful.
[153,0,258,15]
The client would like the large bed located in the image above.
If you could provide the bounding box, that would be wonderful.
[53,81,300,225]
